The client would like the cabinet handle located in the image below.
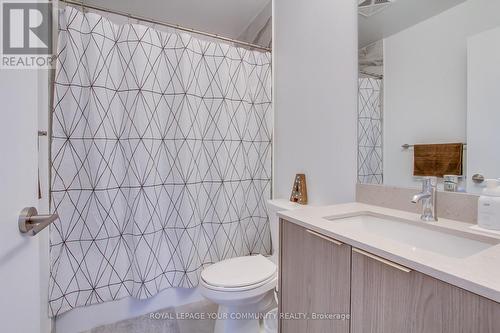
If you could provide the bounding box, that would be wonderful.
[306,229,343,246]
[352,248,412,273]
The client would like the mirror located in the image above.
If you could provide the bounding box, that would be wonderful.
[357,0,500,194]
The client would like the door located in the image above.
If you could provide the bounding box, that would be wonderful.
[467,26,500,193]
[351,248,500,333]
[279,220,351,333]
[0,69,48,332]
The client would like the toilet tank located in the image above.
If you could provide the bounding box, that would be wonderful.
[266,199,303,263]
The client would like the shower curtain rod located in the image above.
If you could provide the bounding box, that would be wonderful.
[359,70,383,80]
[58,0,272,52]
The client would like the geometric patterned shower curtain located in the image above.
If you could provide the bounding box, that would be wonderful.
[49,6,272,316]
[358,77,383,184]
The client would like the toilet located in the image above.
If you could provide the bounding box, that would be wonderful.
[199,199,302,333]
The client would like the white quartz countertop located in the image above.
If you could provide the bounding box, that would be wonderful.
[278,202,500,303]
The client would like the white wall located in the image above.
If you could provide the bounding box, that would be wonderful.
[273,0,358,205]
[467,26,500,193]
[384,0,500,189]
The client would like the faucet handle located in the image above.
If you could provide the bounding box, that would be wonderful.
[421,176,437,188]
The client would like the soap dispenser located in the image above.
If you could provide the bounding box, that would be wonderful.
[478,179,500,230]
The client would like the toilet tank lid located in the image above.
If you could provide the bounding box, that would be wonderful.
[267,199,304,211]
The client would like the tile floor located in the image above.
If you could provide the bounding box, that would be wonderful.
[84,294,278,333]
[85,300,218,333]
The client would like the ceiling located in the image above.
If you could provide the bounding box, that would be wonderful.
[84,0,270,41]
[359,0,467,47]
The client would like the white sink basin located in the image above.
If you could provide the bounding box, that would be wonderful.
[325,213,499,258]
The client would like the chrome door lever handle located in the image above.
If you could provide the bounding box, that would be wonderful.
[18,207,58,236]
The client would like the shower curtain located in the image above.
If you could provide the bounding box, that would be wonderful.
[358,77,383,184]
[49,6,272,316]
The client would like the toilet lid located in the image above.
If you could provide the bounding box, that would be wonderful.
[201,255,277,288]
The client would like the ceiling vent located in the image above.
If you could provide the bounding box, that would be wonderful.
[358,0,394,17]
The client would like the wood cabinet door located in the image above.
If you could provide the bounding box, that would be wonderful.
[351,248,500,333]
[279,220,351,333]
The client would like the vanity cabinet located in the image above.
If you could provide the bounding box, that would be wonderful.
[279,219,351,333]
[351,249,500,333]
[279,219,500,333]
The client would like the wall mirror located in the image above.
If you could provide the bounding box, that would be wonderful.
[357,0,500,194]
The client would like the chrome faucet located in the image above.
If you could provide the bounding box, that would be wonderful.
[411,177,438,222]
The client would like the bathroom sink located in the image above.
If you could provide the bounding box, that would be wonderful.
[324,213,500,258]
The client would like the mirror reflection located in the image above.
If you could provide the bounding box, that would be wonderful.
[357,0,500,194]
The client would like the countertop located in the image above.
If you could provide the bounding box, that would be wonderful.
[278,202,500,303]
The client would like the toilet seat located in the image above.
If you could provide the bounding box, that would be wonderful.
[201,254,276,291]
